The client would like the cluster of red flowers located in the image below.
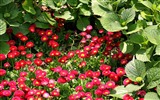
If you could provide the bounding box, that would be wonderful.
[0,22,146,100]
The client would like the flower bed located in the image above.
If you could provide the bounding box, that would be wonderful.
[0,0,160,100]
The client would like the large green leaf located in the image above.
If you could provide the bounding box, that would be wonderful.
[24,13,36,23]
[0,34,9,41]
[123,20,144,34]
[35,22,50,29]
[67,0,78,6]
[155,45,160,55]
[12,23,30,35]
[76,17,90,31]
[143,25,160,45]
[99,13,127,32]
[0,19,6,35]
[37,12,56,25]
[121,8,135,24]
[157,85,160,96]
[109,84,143,99]
[128,33,147,44]
[91,0,111,16]
[80,0,90,4]
[125,59,146,82]
[140,1,153,10]
[147,67,160,89]
[22,0,36,15]
[144,92,160,100]
[54,11,74,20]
[0,0,13,6]
[109,86,127,99]
[0,42,9,54]
[119,41,134,54]
[136,47,154,62]
[79,4,91,16]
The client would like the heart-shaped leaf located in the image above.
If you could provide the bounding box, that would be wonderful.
[125,59,146,82]
[99,13,127,32]
[144,92,160,100]
[0,19,6,35]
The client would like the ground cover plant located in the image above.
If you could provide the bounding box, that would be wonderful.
[0,0,160,100]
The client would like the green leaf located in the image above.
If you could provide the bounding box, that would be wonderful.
[35,22,50,29]
[12,23,30,35]
[91,0,111,16]
[144,92,160,100]
[128,33,146,44]
[6,20,20,27]
[53,0,67,7]
[0,0,13,6]
[24,13,36,23]
[0,19,6,35]
[121,8,135,24]
[140,1,153,10]
[99,13,127,32]
[147,68,160,89]
[136,47,154,62]
[109,84,143,99]
[125,84,144,93]
[54,11,74,20]
[76,17,90,31]
[123,20,144,34]
[109,85,127,99]
[0,42,9,54]
[0,34,9,41]
[67,0,78,6]
[37,12,56,25]
[22,0,36,15]
[43,0,59,11]
[155,45,160,55]
[79,0,90,4]
[144,26,159,45]
[119,42,134,53]
[125,59,146,82]
[79,4,91,16]
[157,85,160,96]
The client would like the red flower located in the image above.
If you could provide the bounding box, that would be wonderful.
[116,67,125,77]
[123,78,132,86]
[59,70,68,77]
[51,89,60,97]
[94,89,102,96]
[78,74,86,80]
[41,35,48,42]
[86,82,93,89]
[85,70,93,78]
[34,58,43,66]
[45,30,53,36]
[105,81,116,89]
[78,51,88,58]
[57,77,67,84]
[26,41,34,48]
[48,39,59,48]
[123,94,134,100]
[52,34,59,40]
[11,96,21,100]
[58,56,68,63]
[0,54,6,61]
[2,90,11,97]
[75,86,83,92]
[33,79,41,86]
[0,69,6,76]
[29,24,36,33]
[102,89,110,95]
[20,36,28,42]
[13,90,25,97]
